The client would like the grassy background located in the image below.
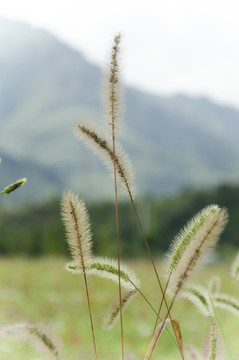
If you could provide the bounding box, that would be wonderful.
[0,257,238,360]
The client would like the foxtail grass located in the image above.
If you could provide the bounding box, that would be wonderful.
[212,293,239,316]
[108,34,124,359]
[103,33,123,135]
[65,257,140,291]
[181,284,214,318]
[61,191,93,266]
[104,289,137,330]
[207,322,219,360]
[3,34,239,360]
[61,191,98,359]
[148,205,227,359]
[75,122,135,198]
[75,34,188,360]
[165,206,228,299]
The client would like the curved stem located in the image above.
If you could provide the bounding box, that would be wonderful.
[128,195,184,359]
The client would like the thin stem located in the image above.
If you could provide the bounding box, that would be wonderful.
[70,201,98,360]
[128,194,184,359]
[113,146,124,360]
[82,273,98,360]
[112,118,124,360]
[147,291,178,360]
[153,271,172,334]
[129,193,163,293]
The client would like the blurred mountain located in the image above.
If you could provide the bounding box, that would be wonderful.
[1,17,239,202]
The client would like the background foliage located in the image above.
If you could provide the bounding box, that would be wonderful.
[0,183,238,257]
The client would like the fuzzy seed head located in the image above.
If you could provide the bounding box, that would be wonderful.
[75,122,135,197]
[165,205,220,274]
[66,256,140,291]
[180,285,214,318]
[166,206,228,298]
[204,322,224,360]
[61,191,92,266]
[213,292,239,316]
[103,33,123,135]
[208,323,217,360]
[103,289,137,330]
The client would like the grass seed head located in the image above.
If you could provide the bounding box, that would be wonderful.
[166,206,228,298]
[103,289,137,330]
[75,122,135,197]
[103,33,123,135]
[180,285,214,318]
[66,256,140,291]
[61,191,93,266]
[212,292,239,316]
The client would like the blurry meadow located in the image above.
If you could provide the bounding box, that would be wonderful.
[0,257,238,359]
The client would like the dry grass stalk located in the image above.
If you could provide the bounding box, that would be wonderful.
[144,319,183,360]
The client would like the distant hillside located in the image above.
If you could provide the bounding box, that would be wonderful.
[1,17,239,202]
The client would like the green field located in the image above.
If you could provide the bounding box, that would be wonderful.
[0,257,238,360]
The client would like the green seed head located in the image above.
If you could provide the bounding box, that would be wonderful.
[1,178,27,194]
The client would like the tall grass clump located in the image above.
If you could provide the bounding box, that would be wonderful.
[1,35,239,360]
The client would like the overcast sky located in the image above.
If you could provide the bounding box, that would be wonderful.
[1,0,239,108]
